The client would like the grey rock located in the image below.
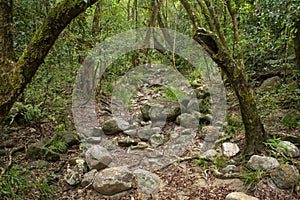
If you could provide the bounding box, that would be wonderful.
[85,145,112,170]
[270,164,300,189]
[134,169,161,194]
[222,142,240,157]
[149,134,165,147]
[58,131,80,146]
[276,141,300,158]
[225,192,259,200]
[213,178,247,193]
[93,167,134,195]
[200,149,218,160]
[259,76,281,92]
[247,155,279,171]
[187,98,200,113]
[80,127,103,137]
[85,137,101,144]
[176,113,199,128]
[102,118,129,135]
[124,129,137,137]
[81,169,97,188]
[222,165,239,174]
[201,126,220,142]
[141,103,151,121]
[137,127,161,141]
[141,102,181,122]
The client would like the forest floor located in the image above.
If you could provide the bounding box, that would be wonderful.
[0,78,299,199]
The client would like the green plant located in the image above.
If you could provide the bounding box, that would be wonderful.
[162,87,186,101]
[224,115,244,136]
[36,176,55,199]
[241,168,266,189]
[213,155,226,169]
[0,166,33,199]
[195,158,209,168]
[282,112,300,128]
[47,136,68,154]
[7,102,43,124]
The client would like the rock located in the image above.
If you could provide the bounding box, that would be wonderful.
[93,167,134,195]
[141,103,151,120]
[201,126,220,142]
[149,134,165,147]
[137,127,161,141]
[191,111,211,124]
[81,169,97,188]
[200,149,218,160]
[270,164,300,189]
[57,131,80,146]
[276,141,300,158]
[134,169,161,194]
[222,165,239,174]
[26,139,63,161]
[187,98,200,113]
[117,137,138,147]
[222,142,240,157]
[124,129,137,137]
[213,178,247,193]
[102,118,129,135]
[247,155,279,171]
[176,113,199,128]
[80,127,103,137]
[141,102,181,122]
[85,137,102,144]
[225,192,259,200]
[259,76,281,92]
[64,162,85,186]
[85,145,112,170]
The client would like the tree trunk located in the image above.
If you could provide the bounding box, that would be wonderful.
[294,20,300,88]
[0,0,99,123]
[182,0,268,155]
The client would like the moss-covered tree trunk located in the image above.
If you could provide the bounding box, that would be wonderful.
[181,0,268,154]
[0,0,98,123]
[294,20,300,88]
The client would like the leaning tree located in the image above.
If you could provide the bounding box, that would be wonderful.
[0,0,99,123]
[179,0,269,154]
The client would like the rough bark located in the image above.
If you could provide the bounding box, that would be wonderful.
[294,20,300,88]
[0,0,99,123]
[182,0,268,155]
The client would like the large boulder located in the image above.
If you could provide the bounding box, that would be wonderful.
[270,164,300,189]
[247,155,279,171]
[85,145,112,170]
[93,167,134,195]
[259,76,281,92]
[276,141,300,158]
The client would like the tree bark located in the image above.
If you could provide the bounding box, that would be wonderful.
[182,0,268,155]
[0,0,99,123]
[294,20,300,88]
